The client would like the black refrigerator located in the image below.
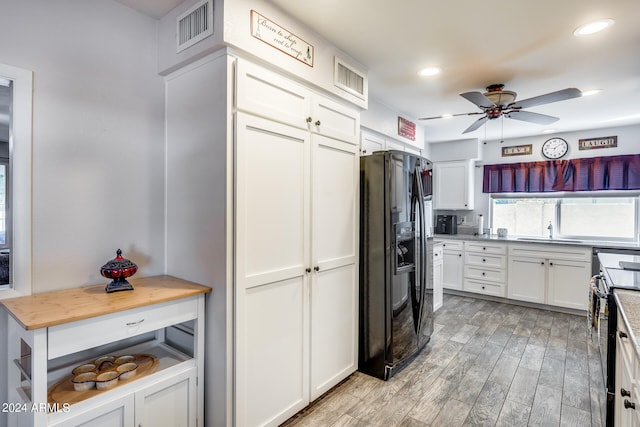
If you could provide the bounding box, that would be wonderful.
[359,150,433,380]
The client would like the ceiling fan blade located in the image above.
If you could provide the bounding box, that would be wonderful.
[506,110,559,125]
[462,116,489,133]
[509,88,582,109]
[418,112,484,120]
[460,91,495,109]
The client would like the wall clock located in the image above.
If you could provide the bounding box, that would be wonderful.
[541,137,568,159]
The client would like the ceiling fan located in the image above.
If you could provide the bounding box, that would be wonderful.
[419,84,582,134]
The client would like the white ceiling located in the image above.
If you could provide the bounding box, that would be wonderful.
[59,1,640,144]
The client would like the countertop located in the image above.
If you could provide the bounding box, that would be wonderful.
[435,233,640,249]
[615,290,640,358]
[0,275,211,330]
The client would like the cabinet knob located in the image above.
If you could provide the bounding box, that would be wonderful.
[624,399,636,410]
[620,331,628,339]
[315,120,321,126]
[481,286,485,290]
[459,254,462,257]
[305,268,311,273]
[622,388,632,397]
[549,262,553,266]
[314,266,320,272]
[483,247,486,250]
[541,261,545,265]
[306,117,312,123]
[482,258,486,262]
[482,272,486,276]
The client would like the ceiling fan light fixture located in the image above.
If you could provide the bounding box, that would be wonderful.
[573,19,614,37]
[484,90,516,106]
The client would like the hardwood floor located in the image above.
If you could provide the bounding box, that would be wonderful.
[283,293,606,426]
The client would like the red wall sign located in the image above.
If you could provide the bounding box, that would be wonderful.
[398,117,416,141]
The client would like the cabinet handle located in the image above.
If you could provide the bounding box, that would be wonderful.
[315,120,321,126]
[549,262,553,266]
[305,268,311,273]
[624,399,636,410]
[459,254,462,257]
[482,272,486,276]
[314,266,320,272]
[483,247,486,250]
[481,286,485,290]
[620,331,628,339]
[541,261,545,265]
[482,258,486,262]
[306,117,312,123]
[622,388,632,397]
[126,319,145,326]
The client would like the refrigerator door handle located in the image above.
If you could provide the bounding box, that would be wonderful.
[410,166,428,333]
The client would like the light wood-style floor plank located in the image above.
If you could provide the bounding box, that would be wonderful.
[283,294,605,427]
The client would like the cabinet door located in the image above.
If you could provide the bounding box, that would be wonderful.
[310,134,358,400]
[235,113,311,426]
[547,259,590,310]
[433,257,443,311]
[135,368,196,427]
[310,95,360,144]
[360,131,384,156]
[50,395,134,427]
[507,257,546,304]
[442,250,463,290]
[236,58,311,129]
[433,161,474,210]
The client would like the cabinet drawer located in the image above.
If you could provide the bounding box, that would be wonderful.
[464,265,505,283]
[464,242,506,255]
[464,279,505,297]
[440,240,464,251]
[48,297,199,359]
[465,253,506,269]
[508,244,591,262]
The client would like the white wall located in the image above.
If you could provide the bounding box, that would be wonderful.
[361,98,425,150]
[0,2,165,423]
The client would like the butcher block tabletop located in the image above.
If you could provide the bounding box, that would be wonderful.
[0,275,211,330]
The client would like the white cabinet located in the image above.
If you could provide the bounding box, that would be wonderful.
[360,129,422,157]
[2,277,208,427]
[463,241,507,297]
[615,310,640,427]
[439,240,464,290]
[508,244,590,310]
[433,160,474,210]
[433,242,444,311]
[235,58,359,426]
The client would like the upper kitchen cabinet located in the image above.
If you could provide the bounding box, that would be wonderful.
[360,128,422,157]
[237,59,360,145]
[433,160,475,210]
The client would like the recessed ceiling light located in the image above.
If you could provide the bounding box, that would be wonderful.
[581,89,601,97]
[573,19,614,36]
[418,67,441,77]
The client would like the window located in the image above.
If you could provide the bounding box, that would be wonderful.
[491,194,639,242]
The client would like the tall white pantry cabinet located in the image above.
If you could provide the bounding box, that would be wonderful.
[165,53,360,426]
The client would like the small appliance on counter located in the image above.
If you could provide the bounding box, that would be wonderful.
[436,215,457,234]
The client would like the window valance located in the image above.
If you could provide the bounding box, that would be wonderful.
[483,154,640,193]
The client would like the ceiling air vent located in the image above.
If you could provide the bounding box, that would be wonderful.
[176,0,213,53]
[334,58,367,100]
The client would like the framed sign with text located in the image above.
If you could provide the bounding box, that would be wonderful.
[398,117,416,141]
[579,136,617,150]
[250,10,314,67]
[502,144,532,157]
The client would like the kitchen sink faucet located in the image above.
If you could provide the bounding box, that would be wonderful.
[547,222,553,239]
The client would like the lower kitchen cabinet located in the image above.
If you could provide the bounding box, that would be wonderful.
[49,368,196,427]
[440,240,464,290]
[615,310,640,426]
[433,242,444,311]
[508,244,590,310]
[463,241,507,297]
